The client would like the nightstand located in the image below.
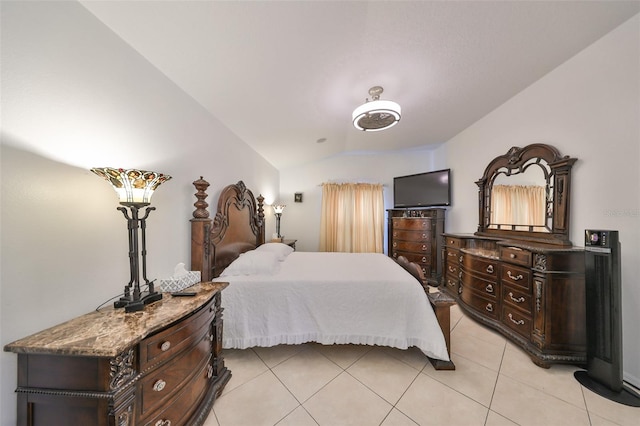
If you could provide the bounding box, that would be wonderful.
[281,239,297,250]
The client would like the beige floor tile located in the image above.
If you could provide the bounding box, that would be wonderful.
[221,348,269,394]
[451,325,506,372]
[253,344,307,368]
[396,372,488,425]
[213,370,299,426]
[312,343,372,369]
[380,408,419,425]
[276,406,318,426]
[485,410,518,425]
[347,347,421,404]
[582,385,640,426]
[203,409,220,426]
[380,346,429,371]
[491,374,590,426]
[303,371,392,426]
[500,343,585,408]
[453,314,507,347]
[422,352,499,406]
[588,412,626,426]
[272,346,343,402]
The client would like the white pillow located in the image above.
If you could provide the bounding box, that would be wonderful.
[220,250,281,276]
[255,242,294,261]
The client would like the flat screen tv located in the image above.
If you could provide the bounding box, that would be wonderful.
[393,169,451,208]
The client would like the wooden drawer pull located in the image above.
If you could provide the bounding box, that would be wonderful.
[155,420,171,426]
[485,284,493,294]
[421,256,427,263]
[508,313,525,325]
[160,341,171,351]
[421,233,427,238]
[486,265,494,274]
[485,303,493,312]
[421,245,427,251]
[507,271,524,281]
[508,292,525,303]
[510,253,516,259]
[153,379,166,392]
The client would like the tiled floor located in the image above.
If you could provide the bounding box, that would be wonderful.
[204,305,639,426]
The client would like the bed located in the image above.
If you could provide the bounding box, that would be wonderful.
[190,178,455,370]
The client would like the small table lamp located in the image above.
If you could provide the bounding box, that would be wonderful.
[273,203,286,239]
[91,167,171,312]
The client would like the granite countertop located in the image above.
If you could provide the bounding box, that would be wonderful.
[4,282,228,358]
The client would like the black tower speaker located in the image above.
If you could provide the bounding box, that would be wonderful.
[574,230,640,406]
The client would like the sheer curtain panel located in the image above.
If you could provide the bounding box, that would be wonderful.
[319,183,384,253]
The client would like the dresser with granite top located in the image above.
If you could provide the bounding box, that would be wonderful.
[4,282,230,426]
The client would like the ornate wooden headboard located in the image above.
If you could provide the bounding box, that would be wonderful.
[191,178,265,281]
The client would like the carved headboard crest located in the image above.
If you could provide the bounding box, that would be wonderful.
[191,179,265,281]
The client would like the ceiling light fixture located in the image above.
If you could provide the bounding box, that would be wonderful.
[352,86,401,132]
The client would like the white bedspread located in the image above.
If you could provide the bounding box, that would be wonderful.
[213,252,449,361]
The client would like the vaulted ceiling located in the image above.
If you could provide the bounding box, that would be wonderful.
[81,1,640,169]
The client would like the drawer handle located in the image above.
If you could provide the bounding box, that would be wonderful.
[153,379,166,392]
[509,292,525,303]
[155,420,171,426]
[421,256,427,263]
[447,279,456,287]
[421,245,427,251]
[510,253,516,259]
[422,233,427,238]
[448,252,457,257]
[459,255,463,263]
[507,271,524,281]
[160,341,171,352]
[508,313,525,325]
[450,240,455,244]
[485,303,493,312]
[486,265,494,274]
[207,364,214,379]
[485,284,493,293]
[393,242,397,247]
[458,285,463,295]
[393,253,397,258]
[393,232,397,237]
[448,266,456,273]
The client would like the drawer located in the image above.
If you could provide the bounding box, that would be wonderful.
[500,246,532,267]
[461,270,499,299]
[445,263,459,278]
[141,352,211,426]
[392,251,431,266]
[500,264,531,291]
[139,335,211,418]
[392,240,431,253]
[445,248,460,263]
[392,218,432,231]
[443,275,459,294]
[139,297,214,370]
[445,237,462,249]
[461,255,498,280]
[392,229,432,241]
[502,285,532,315]
[460,288,499,320]
[502,306,532,339]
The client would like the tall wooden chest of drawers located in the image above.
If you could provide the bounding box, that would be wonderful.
[387,208,445,284]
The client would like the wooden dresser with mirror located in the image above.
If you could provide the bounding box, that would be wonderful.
[443,144,586,367]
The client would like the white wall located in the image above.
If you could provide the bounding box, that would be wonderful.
[0,2,278,424]
[279,146,446,252]
[440,14,640,387]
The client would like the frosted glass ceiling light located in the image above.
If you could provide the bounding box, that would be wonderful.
[352,86,401,132]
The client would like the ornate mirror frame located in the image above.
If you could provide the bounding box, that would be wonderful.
[475,143,577,246]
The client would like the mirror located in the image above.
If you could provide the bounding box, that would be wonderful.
[476,144,576,246]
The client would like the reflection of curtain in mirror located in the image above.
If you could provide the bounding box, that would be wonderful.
[491,185,546,227]
[319,183,384,253]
